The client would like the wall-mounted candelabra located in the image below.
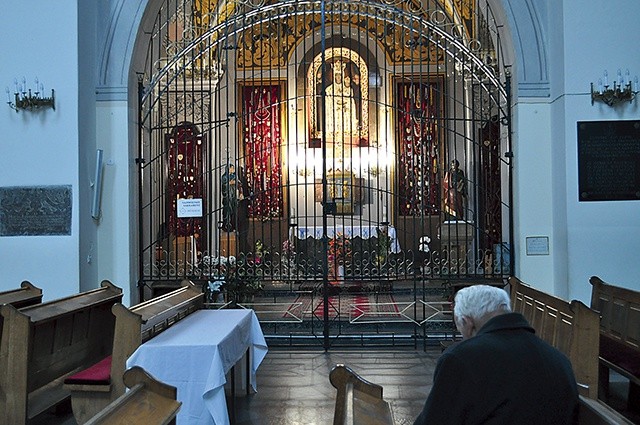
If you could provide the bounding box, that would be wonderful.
[591,69,638,106]
[6,77,55,112]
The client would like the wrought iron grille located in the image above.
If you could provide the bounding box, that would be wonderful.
[136,0,512,347]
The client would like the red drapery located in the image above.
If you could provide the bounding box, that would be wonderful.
[242,85,284,219]
[397,82,440,216]
[166,122,206,250]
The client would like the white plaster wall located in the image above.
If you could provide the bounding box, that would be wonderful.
[512,102,557,295]
[95,102,136,306]
[0,1,80,300]
[561,0,640,302]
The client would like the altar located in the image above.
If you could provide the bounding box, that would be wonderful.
[295,225,401,253]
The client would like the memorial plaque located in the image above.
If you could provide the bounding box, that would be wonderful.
[577,120,640,201]
[0,186,72,236]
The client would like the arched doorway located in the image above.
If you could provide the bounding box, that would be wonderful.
[136,0,512,348]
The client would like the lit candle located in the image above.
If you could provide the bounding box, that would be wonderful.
[34,77,39,93]
[598,78,603,93]
[21,77,26,93]
[603,70,609,87]
[625,69,631,84]
[14,78,18,94]
[5,87,10,103]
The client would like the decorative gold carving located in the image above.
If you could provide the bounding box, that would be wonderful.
[236,1,459,69]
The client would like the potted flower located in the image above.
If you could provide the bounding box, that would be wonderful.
[328,232,352,283]
[199,255,263,306]
[282,238,296,276]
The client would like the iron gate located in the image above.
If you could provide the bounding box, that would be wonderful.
[137,0,512,348]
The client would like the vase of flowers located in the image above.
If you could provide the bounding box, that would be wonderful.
[199,255,263,306]
[282,238,296,276]
[328,233,352,283]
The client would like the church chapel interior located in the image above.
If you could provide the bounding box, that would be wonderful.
[2,0,640,423]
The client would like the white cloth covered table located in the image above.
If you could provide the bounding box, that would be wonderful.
[126,309,268,425]
[295,224,401,253]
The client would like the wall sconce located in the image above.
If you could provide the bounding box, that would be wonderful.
[296,167,314,177]
[6,77,55,112]
[591,69,638,106]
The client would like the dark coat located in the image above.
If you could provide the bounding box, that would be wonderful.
[414,312,578,425]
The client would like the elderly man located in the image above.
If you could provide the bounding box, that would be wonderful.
[414,284,578,425]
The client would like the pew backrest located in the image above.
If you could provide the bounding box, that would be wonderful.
[578,395,634,424]
[509,277,600,399]
[330,364,393,425]
[589,276,640,359]
[589,276,640,389]
[0,280,122,424]
[85,366,181,425]
[110,280,203,396]
[0,280,43,308]
[64,280,204,424]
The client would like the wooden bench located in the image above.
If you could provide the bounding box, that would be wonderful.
[578,394,634,424]
[330,364,393,425]
[0,280,122,425]
[589,276,640,410]
[0,280,43,308]
[0,281,44,353]
[65,279,203,423]
[509,276,600,399]
[509,277,636,424]
[84,366,181,425]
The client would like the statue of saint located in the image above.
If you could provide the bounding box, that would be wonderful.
[221,164,237,231]
[325,60,358,138]
[443,159,467,219]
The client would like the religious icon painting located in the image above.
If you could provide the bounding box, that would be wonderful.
[307,47,370,149]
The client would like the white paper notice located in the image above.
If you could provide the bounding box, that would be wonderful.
[177,198,203,218]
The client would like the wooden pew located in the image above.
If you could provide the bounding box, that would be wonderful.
[330,364,394,425]
[589,276,640,410]
[0,281,44,352]
[65,280,203,423]
[509,277,635,424]
[578,393,634,424]
[0,280,43,308]
[0,280,122,425]
[509,276,600,399]
[84,366,181,425]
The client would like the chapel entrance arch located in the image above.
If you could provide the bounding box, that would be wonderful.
[136,0,513,349]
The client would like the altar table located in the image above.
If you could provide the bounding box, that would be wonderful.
[295,224,401,253]
[126,309,268,425]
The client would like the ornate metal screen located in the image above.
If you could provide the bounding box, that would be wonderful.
[136,0,513,348]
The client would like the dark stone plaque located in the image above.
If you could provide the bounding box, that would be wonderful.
[577,120,640,201]
[0,186,72,236]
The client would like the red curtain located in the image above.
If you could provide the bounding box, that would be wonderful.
[166,122,206,249]
[397,82,440,216]
[242,85,284,219]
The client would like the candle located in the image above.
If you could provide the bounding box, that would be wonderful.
[289,208,296,225]
[603,70,609,87]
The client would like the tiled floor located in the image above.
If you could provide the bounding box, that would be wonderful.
[32,347,640,424]
[233,348,439,425]
[34,347,439,425]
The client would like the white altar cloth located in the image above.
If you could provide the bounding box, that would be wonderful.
[126,309,268,425]
[295,224,401,253]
